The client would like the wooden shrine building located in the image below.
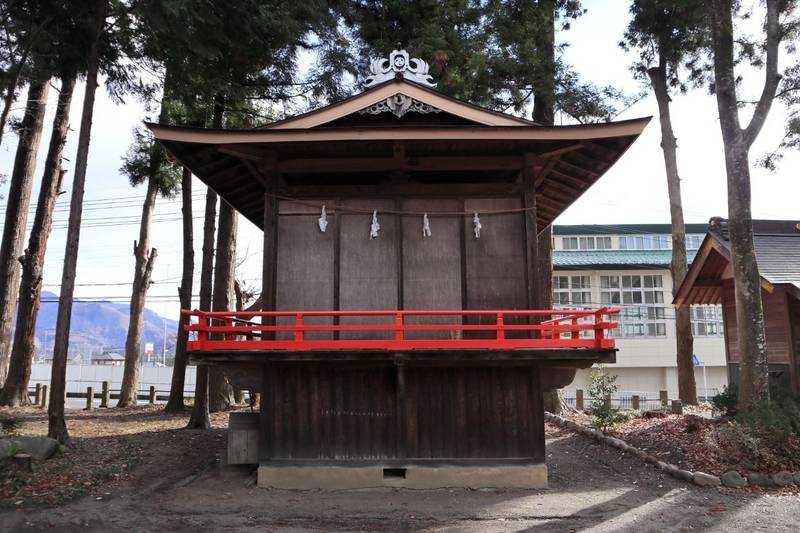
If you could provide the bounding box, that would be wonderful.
[150,50,649,489]
[675,218,800,397]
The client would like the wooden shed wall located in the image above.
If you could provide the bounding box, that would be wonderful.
[721,280,792,364]
[259,364,545,462]
[275,197,528,325]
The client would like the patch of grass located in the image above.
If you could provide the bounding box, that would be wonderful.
[0,414,23,434]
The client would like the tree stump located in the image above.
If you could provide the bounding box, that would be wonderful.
[671,399,683,415]
[660,390,668,407]
[13,453,33,473]
[631,395,640,411]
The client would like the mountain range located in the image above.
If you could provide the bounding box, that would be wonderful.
[28,291,179,357]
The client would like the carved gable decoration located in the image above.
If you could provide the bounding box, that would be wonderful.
[364,49,436,88]
[358,93,442,118]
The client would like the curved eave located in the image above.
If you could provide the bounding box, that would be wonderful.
[147,117,651,144]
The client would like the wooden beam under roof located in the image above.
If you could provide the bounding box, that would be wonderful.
[275,155,525,173]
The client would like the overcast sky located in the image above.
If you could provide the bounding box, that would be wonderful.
[0,0,797,321]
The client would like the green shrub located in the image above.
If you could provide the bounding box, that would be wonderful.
[588,366,624,431]
[737,395,800,437]
[711,385,738,417]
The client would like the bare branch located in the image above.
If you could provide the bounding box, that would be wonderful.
[743,0,782,147]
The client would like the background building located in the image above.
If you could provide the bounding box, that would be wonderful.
[553,224,728,399]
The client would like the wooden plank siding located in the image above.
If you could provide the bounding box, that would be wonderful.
[259,363,544,462]
[722,280,793,364]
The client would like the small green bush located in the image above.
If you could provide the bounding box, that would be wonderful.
[588,366,624,431]
[738,395,800,437]
[711,385,738,417]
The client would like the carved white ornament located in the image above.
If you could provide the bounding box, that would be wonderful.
[364,49,436,88]
[358,93,442,118]
[473,212,482,239]
[422,213,432,238]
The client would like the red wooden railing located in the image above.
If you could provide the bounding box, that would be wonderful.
[183,308,619,352]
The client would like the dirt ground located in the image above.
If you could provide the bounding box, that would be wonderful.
[2,407,800,532]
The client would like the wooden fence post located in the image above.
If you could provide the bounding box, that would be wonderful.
[576,389,584,411]
[85,386,93,410]
[40,385,48,408]
[671,399,683,415]
[100,381,109,408]
[631,394,640,411]
[148,385,156,405]
[660,390,668,407]
[34,383,41,405]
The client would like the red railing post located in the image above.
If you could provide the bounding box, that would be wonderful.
[594,308,606,348]
[198,312,209,349]
[295,313,304,343]
[571,317,579,340]
[395,312,404,342]
[496,313,505,341]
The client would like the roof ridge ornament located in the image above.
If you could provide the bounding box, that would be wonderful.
[364,49,436,88]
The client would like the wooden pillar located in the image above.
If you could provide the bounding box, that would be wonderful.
[671,399,683,415]
[85,386,93,410]
[40,385,47,408]
[261,190,278,328]
[631,394,640,411]
[395,356,406,459]
[660,390,669,407]
[148,385,156,404]
[258,364,273,463]
[100,381,109,408]
[575,389,584,411]
[34,383,41,405]
[523,159,541,312]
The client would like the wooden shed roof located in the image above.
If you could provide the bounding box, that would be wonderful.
[148,78,649,233]
[674,218,800,306]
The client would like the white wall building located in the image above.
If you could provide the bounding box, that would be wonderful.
[553,224,727,399]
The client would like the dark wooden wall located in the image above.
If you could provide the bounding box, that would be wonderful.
[722,280,793,364]
[260,363,545,462]
[275,197,528,338]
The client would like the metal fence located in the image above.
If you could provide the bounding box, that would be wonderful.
[562,388,721,411]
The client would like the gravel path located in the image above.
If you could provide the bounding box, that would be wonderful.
[3,423,798,532]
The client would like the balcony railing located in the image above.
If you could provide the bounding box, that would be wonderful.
[183,308,619,352]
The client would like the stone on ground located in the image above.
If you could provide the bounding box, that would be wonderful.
[5,436,60,460]
[747,472,774,487]
[772,471,794,487]
[692,472,721,487]
[720,470,747,488]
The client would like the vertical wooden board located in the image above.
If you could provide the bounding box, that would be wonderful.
[454,369,468,457]
[309,367,321,457]
[401,199,463,339]
[404,369,419,457]
[276,213,335,339]
[463,198,528,339]
[530,365,545,462]
[465,368,481,457]
[338,200,398,339]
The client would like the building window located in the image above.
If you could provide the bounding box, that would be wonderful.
[553,275,591,305]
[562,237,578,250]
[686,234,704,249]
[600,274,666,337]
[691,304,724,336]
[561,236,612,250]
[595,236,612,249]
[619,234,670,250]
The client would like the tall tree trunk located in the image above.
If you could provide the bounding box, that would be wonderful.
[208,200,237,412]
[118,178,159,407]
[186,188,216,429]
[533,0,560,414]
[711,0,780,413]
[648,62,697,405]
[0,78,50,387]
[48,0,105,443]
[165,167,194,412]
[188,97,224,428]
[0,74,76,406]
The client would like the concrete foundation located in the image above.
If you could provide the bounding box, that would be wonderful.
[257,464,548,490]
